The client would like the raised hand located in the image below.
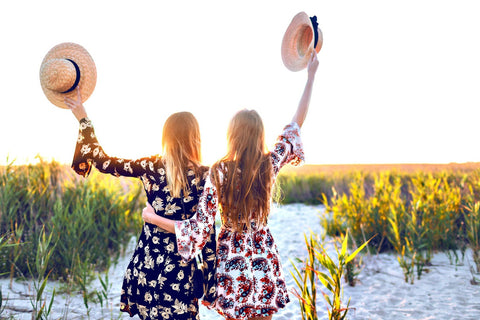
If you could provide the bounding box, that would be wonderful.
[64,87,88,121]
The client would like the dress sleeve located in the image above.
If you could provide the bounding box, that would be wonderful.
[71,118,154,178]
[174,171,218,263]
[270,121,305,176]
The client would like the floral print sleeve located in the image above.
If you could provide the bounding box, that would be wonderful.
[71,118,155,178]
[174,171,218,263]
[270,121,305,176]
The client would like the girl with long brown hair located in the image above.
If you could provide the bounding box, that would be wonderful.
[65,89,216,320]
[141,50,319,319]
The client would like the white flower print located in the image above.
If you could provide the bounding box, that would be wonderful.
[157,254,164,265]
[145,181,152,192]
[144,224,151,240]
[158,167,165,175]
[140,159,147,169]
[144,291,153,303]
[149,307,158,318]
[152,183,159,191]
[176,270,184,281]
[170,283,180,292]
[148,280,157,287]
[173,299,187,314]
[158,274,167,288]
[102,159,111,170]
[138,305,148,318]
[125,268,132,281]
[149,161,154,171]
[163,293,173,302]
[165,242,174,253]
[165,203,181,215]
[124,162,133,174]
[152,236,160,244]
[77,133,84,143]
[164,264,174,273]
[80,144,91,155]
[152,197,164,211]
[144,255,154,269]
[138,271,147,286]
[79,121,89,130]
[183,195,193,203]
[93,147,100,157]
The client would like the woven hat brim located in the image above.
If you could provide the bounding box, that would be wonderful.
[40,42,97,109]
[281,12,323,72]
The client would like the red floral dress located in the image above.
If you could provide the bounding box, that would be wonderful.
[174,122,304,320]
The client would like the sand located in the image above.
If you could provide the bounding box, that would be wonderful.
[2,204,479,319]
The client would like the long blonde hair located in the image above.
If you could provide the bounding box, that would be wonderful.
[162,112,202,198]
[212,109,273,231]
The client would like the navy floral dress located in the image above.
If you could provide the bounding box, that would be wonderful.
[71,118,217,320]
[173,122,304,320]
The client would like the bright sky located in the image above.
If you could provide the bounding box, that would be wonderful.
[1,0,480,166]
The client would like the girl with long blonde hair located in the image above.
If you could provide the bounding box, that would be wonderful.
[142,51,319,319]
[66,90,216,320]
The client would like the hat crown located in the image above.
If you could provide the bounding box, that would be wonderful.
[295,26,314,57]
[40,59,77,92]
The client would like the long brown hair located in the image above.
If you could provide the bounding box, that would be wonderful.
[162,112,202,198]
[212,109,273,231]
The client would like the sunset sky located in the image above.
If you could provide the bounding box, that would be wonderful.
[1,0,480,166]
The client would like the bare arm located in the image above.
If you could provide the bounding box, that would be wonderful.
[291,51,319,128]
[142,203,176,233]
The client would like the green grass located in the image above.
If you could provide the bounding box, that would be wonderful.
[0,158,145,285]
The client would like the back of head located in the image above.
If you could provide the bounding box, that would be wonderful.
[213,109,273,231]
[162,112,202,198]
[226,109,265,161]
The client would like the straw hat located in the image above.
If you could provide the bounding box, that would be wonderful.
[281,12,323,72]
[40,42,97,109]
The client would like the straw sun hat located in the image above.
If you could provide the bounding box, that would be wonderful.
[281,12,323,72]
[40,42,97,109]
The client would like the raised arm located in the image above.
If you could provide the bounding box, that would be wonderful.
[291,51,319,128]
[65,87,154,178]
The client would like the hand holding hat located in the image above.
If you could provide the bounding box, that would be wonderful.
[40,42,97,109]
[64,87,88,122]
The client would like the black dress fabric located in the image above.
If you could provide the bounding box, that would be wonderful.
[71,118,216,320]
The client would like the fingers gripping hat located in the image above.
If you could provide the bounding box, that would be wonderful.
[40,42,97,109]
[281,12,323,72]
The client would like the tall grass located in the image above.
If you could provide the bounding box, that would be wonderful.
[0,158,145,285]
[279,164,480,284]
[291,231,371,320]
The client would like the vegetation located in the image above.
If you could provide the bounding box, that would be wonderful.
[3,159,480,317]
[291,231,372,320]
[0,158,144,287]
